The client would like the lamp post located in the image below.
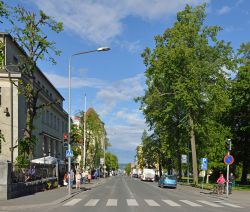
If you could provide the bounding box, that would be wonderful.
[67,47,110,195]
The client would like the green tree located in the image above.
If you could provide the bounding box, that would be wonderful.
[84,108,109,169]
[230,43,250,184]
[125,163,131,176]
[137,4,235,184]
[4,5,63,160]
[105,152,119,173]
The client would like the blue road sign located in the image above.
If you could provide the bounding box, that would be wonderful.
[201,158,208,170]
[66,149,73,158]
[224,154,234,165]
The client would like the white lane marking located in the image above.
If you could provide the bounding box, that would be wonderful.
[127,199,139,206]
[84,199,100,206]
[106,199,117,206]
[162,200,181,207]
[63,198,82,206]
[197,200,223,207]
[144,199,160,206]
[180,200,202,207]
[220,202,243,208]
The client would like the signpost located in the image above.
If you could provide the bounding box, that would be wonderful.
[200,158,208,189]
[66,149,73,158]
[225,139,233,197]
[224,155,234,165]
[181,154,187,163]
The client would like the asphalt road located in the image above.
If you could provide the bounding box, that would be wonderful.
[36,175,248,212]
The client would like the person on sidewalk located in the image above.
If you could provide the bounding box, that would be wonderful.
[68,170,74,188]
[229,173,235,194]
[75,171,81,190]
[63,172,68,186]
[87,171,92,184]
[216,173,226,195]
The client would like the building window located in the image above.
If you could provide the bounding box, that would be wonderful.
[57,118,59,130]
[50,113,53,127]
[13,56,18,64]
[54,115,56,129]
[46,110,49,124]
[0,87,2,106]
[42,109,45,123]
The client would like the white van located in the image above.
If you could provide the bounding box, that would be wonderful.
[141,168,155,182]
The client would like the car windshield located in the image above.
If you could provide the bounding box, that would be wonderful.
[164,175,176,180]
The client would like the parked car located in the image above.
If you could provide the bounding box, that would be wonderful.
[158,174,177,188]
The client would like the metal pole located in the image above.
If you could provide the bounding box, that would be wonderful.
[67,47,110,189]
[226,139,231,197]
[103,136,105,178]
[68,55,72,195]
[83,94,86,170]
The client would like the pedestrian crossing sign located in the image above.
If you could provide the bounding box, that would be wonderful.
[66,149,73,157]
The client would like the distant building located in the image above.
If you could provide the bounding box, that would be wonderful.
[72,116,81,127]
[0,33,68,163]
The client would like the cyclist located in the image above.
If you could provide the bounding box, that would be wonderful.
[216,173,226,194]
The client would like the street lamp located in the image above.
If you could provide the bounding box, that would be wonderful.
[67,47,110,195]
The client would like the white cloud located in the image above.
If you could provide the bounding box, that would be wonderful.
[115,109,145,126]
[44,72,106,89]
[33,0,210,45]
[217,6,231,15]
[96,74,145,116]
[107,125,144,151]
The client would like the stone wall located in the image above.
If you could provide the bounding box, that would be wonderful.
[11,177,57,199]
[0,161,12,200]
[0,161,58,200]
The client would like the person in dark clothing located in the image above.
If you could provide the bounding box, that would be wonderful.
[229,173,235,194]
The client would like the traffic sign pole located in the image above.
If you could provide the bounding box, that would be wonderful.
[226,139,232,198]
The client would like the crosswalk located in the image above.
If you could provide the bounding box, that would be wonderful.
[63,198,243,208]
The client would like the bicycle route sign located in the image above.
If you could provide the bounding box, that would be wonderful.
[224,154,234,165]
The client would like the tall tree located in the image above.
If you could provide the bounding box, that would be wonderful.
[230,43,250,184]
[5,5,63,159]
[137,4,235,184]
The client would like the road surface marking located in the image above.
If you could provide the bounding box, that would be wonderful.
[63,198,82,206]
[84,199,100,206]
[220,202,243,208]
[197,200,223,207]
[180,200,202,207]
[127,199,139,206]
[144,199,160,206]
[162,200,181,207]
[106,199,117,206]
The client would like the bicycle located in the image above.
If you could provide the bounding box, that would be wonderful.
[212,183,224,195]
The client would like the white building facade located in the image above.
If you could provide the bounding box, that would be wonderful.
[0,33,68,163]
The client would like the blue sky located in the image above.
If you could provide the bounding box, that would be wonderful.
[3,0,250,164]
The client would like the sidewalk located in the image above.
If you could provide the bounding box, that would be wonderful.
[179,184,250,204]
[0,178,108,211]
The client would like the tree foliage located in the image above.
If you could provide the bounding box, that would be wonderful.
[229,43,250,183]
[136,4,235,183]
[105,152,119,172]
[3,4,63,159]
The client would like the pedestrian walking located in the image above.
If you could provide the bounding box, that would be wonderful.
[75,171,81,190]
[63,172,68,186]
[87,171,91,183]
[229,173,235,194]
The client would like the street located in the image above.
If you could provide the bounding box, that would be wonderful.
[31,176,249,212]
